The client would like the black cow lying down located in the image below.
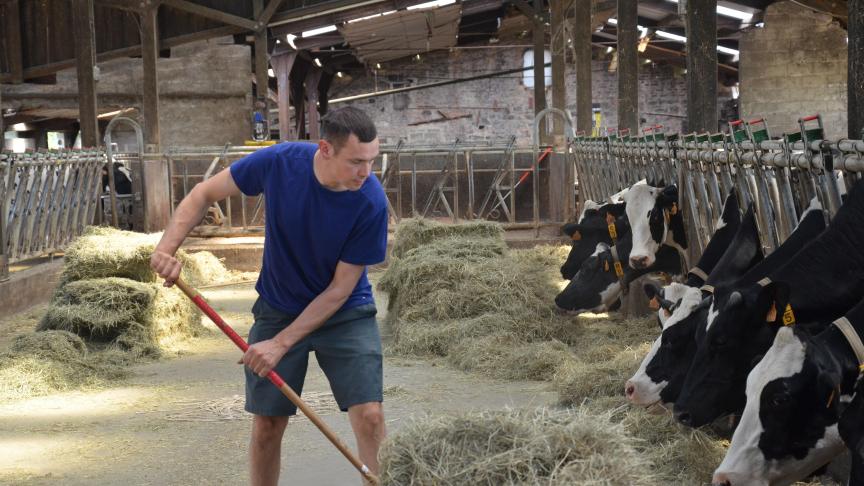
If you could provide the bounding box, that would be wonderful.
[674,183,864,430]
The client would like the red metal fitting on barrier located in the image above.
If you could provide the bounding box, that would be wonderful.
[800,115,820,122]
[729,119,744,126]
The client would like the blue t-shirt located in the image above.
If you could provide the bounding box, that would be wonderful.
[229,142,388,315]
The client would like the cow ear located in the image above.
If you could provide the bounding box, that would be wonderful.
[601,203,626,219]
[762,281,793,326]
[644,281,663,309]
[659,185,679,207]
[562,223,580,237]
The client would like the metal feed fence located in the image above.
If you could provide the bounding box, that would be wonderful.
[0,149,106,280]
[573,115,864,260]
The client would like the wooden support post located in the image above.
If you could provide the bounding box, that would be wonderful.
[305,68,323,140]
[5,0,24,84]
[271,52,297,140]
[141,6,161,151]
[551,0,566,145]
[0,82,6,281]
[850,0,864,139]
[685,0,718,133]
[533,0,547,143]
[573,0,593,135]
[254,0,270,132]
[72,0,99,147]
[617,0,638,133]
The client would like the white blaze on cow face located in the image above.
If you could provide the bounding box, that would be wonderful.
[713,328,845,486]
[623,182,664,269]
[706,300,720,331]
[627,283,702,407]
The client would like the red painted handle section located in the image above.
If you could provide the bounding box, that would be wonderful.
[729,119,744,126]
[801,115,820,122]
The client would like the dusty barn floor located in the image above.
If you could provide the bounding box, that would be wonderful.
[0,271,557,485]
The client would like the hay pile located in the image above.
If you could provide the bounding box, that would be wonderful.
[0,226,242,401]
[380,219,580,381]
[380,407,654,486]
[378,218,730,484]
[0,331,128,401]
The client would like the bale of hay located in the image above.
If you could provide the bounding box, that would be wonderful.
[379,407,654,486]
[389,218,504,259]
[61,226,234,286]
[39,277,203,358]
[0,331,129,401]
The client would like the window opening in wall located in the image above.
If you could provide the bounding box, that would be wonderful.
[522,49,551,88]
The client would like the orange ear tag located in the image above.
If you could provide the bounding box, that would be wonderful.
[765,302,778,322]
[670,202,678,215]
[648,297,660,310]
[782,304,796,326]
[604,261,610,272]
[605,213,616,225]
[614,261,624,277]
[662,308,672,318]
[571,231,582,241]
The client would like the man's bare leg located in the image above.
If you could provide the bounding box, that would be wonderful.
[250,414,289,486]
[347,402,387,484]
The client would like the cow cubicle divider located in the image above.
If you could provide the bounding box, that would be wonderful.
[572,115,864,263]
[0,149,106,280]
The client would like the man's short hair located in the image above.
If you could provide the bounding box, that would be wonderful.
[321,107,377,150]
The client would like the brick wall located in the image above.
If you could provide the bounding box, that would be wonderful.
[739,1,848,139]
[329,44,707,146]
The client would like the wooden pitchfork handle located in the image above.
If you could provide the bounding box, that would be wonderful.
[173,278,380,485]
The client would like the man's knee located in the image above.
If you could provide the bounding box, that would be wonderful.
[351,403,385,431]
[252,415,289,444]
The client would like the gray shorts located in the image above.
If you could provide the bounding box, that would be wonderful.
[244,297,383,417]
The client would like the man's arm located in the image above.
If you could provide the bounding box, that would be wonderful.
[243,260,366,377]
[151,168,242,286]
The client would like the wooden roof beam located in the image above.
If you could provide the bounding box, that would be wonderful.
[161,0,258,30]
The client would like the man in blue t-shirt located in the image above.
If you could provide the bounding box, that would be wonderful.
[151,107,388,486]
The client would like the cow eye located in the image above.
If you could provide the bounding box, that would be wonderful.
[769,393,789,408]
[712,335,728,348]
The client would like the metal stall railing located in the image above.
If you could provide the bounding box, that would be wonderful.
[0,149,106,278]
[571,114,861,261]
[158,139,567,236]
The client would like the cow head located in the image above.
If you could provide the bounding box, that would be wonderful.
[554,243,621,313]
[624,181,680,269]
[840,378,864,486]
[712,326,847,486]
[674,281,793,428]
[626,281,709,408]
[560,203,627,280]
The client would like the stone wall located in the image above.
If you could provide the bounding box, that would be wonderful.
[739,1,848,139]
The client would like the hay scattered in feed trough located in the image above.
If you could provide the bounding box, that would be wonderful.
[379,407,654,486]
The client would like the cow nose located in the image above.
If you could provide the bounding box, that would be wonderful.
[674,407,693,427]
[625,381,636,400]
[712,473,732,486]
[630,256,649,269]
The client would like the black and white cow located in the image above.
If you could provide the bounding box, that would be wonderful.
[626,199,769,408]
[623,180,688,270]
[840,378,864,486]
[674,186,864,428]
[554,226,683,313]
[560,202,627,280]
[711,298,864,486]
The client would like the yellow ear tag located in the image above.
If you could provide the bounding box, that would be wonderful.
[607,224,618,240]
[571,231,582,241]
[604,261,610,272]
[765,302,778,322]
[782,304,796,326]
[614,261,624,277]
[648,297,660,310]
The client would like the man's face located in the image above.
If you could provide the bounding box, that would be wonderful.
[320,134,380,191]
